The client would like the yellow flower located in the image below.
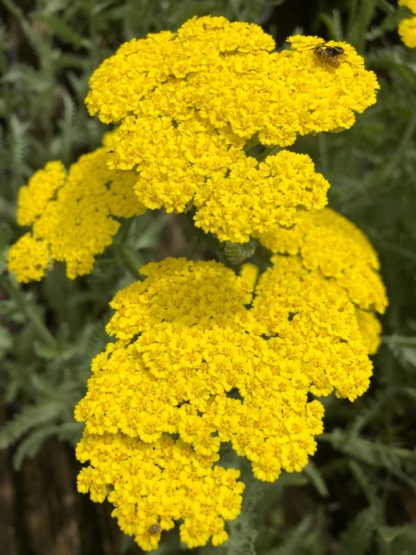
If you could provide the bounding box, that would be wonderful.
[8,140,145,282]
[16,161,65,226]
[252,256,374,400]
[85,16,378,244]
[76,433,244,551]
[193,151,329,243]
[75,254,385,549]
[399,17,416,47]
[239,262,259,290]
[258,208,387,313]
[356,309,382,355]
[258,208,387,357]
[398,0,416,47]
[7,233,50,283]
[399,0,416,11]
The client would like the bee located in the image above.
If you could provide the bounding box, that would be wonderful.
[148,523,161,535]
[313,43,345,67]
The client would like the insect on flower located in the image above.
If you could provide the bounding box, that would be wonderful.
[313,43,345,67]
[148,523,161,535]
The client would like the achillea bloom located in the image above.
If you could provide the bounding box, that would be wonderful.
[258,208,388,356]
[75,254,384,549]
[76,434,243,551]
[8,140,145,282]
[252,256,375,400]
[398,0,416,47]
[7,233,50,283]
[86,16,378,243]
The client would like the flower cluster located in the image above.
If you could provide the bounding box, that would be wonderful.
[399,0,416,47]
[75,230,386,549]
[259,208,386,306]
[6,13,386,552]
[76,434,243,550]
[8,139,145,282]
[86,16,378,243]
[259,208,387,357]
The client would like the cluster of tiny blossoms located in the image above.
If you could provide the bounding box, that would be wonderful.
[76,223,386,549]
[259,208,387,355]
[6,13,388,552]
[86,16,378,243]
[7,137,144,282]
[398,0,416,47]
[8,17,380,285]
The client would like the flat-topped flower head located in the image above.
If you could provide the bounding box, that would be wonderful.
[75,254,384,549]
[85,16,378,244]
[252,256,374,400]
[258,209,387,356]
[258,208,387,314]
[8,139,145,282]
[398,0,416,47]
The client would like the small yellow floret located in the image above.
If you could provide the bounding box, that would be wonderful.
[7,233,50,283]
[252,256,373,400]
[75,255,385,550]
[17,161,65,226]
[258,208,387,314]
[356,309,382,355]
[399,17,416,47]
[8,143,145,282]
[398,0,416,47]
[76,433,244,551]
[85,16,378,244]
[239,263,259,290]
[399,0,416,13]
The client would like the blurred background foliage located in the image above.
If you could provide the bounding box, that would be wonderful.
[1,0,416,553]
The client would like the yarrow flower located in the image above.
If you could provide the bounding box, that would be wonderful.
[7,13,386,552]
[258,208,387,356]
[85,16,379,243]
[75,232,386,549]
[7,137,145,282]
[398,0,416,47]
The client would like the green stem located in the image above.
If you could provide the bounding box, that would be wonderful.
[0,274,57,348]
[344,110,416,212]
[115,219,145,279]
[370,236,416,262]
[378,111,416,186]
[346,0,359,43]
[354,0,378,53]
[118,218,135,247]
[257,144,280,162]
[318,133,329,173]
[116,244,144,280]
[382,335,416,345]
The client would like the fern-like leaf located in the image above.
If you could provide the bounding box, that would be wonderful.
[0,403,61,450]
[265,516,314,555]
[337,508,377,555]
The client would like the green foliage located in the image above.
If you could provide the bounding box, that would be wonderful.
[1,0,416,553]
[337,507,377,555]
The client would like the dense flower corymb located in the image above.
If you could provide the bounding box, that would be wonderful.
[76,434,244,550]
[258,208,387,355]
[398,0,416,47]
[75,252,384,550]
[85,16,378,243]
[8,141,145,282]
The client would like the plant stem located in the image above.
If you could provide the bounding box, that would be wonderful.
[379,110,416,186]
[116,244,144,280]
[318,133,329,173]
